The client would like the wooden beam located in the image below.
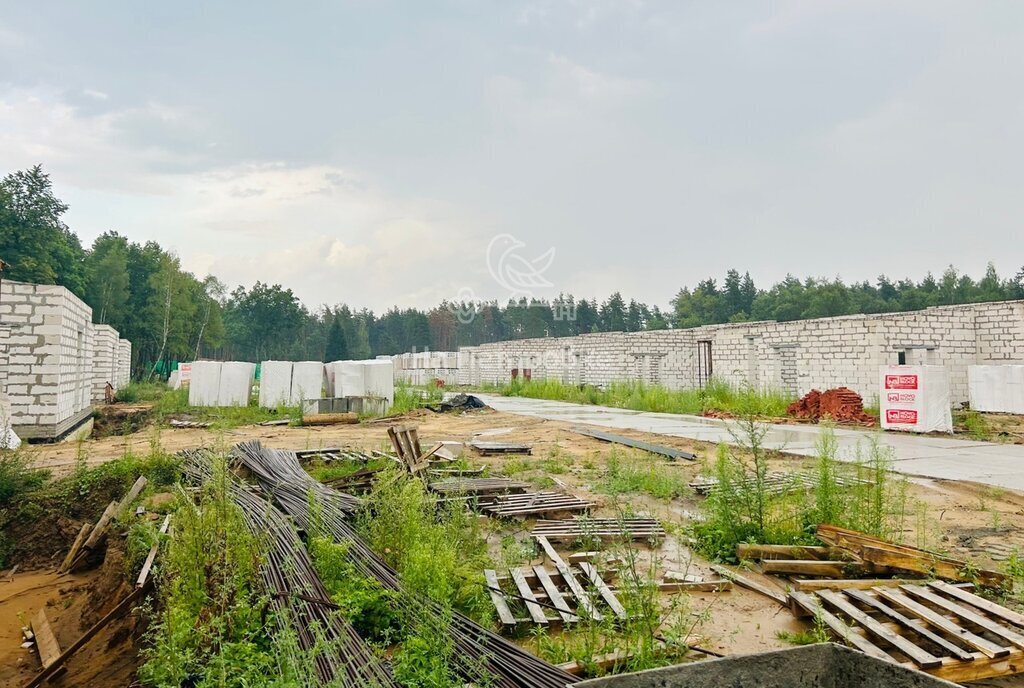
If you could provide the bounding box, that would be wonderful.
[760,560,850,577]
[30,609,61,669]
[536,536,603,621]
[658,580,733,593]
[737,544,834,560]
[928,580,1024,628]
[57,523,91,574]
[116,476,148,515]
[793,578,921,591]
[578,562,628,620]
[901,584,1024,650]
[710,565,787,606]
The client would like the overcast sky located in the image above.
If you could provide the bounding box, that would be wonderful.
[1,1,1021,312]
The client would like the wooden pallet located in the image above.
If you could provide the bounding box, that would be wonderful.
[484,562,627,626]
[481,491,595,518]
[531,517,666,543]
[570,426,696,461]
[469,440,532,455]
[790,580,1024,683]
[690,471,870,497]
[430,477,530,496]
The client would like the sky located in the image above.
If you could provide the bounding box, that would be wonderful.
[1,1,1022,312]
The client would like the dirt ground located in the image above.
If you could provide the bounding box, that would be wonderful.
[14,404,1024,671]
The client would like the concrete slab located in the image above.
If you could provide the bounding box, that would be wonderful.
[476,394,1024,491]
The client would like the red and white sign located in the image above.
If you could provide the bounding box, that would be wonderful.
[885,409,918,424]
[884,374,918,390]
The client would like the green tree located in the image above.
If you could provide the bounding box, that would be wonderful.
[324,315,349,361]
[84,232,131,326]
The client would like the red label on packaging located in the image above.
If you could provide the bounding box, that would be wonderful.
[884,374,918,390]
[886,409,918,424]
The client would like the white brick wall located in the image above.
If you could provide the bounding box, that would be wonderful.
[91,324,118,402]
[451,301,1024,405]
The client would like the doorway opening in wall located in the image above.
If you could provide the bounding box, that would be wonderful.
[897,351,907,365]
[697,340,713,388]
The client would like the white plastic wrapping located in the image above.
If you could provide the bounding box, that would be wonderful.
[290,361,325,405]
[334,361,367,398]
[188,361,223,407]
[218,362,256,407]
[363,359,395,403]
[879,365,953,433]
[0,395,20,450]
[968,365,1024,414]
[259,361,293,408]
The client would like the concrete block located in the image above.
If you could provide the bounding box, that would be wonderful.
[218,362,256,407]
[189,361,223,407]
[290,361,325,405]
[259,360,293,408]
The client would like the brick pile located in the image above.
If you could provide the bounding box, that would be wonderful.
[787,387,875,425]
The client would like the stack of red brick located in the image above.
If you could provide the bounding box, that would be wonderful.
[787,387,875,425]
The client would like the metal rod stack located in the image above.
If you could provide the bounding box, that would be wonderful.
[181,450,398,687]
[233,440,577,688]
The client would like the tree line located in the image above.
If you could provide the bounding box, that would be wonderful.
[2,166,1023,376]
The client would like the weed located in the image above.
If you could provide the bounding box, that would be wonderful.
[0,449,49,508]
[957,410,993,441]
[777,613,829,645]
[492,377,794,418]
[598,449,688,500]
[389,382,445,416]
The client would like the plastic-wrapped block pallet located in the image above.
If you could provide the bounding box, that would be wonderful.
[218,362,256,407]
[189,361,223,407]
[259,361,293,408]
[290,361,325,405]
[879,365,953,433]
[0,394,21,450]
[363,359,395,404]
[969,365,1024,414]
[333,361,367,397]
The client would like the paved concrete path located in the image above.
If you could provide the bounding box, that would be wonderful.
[476,394,1024,491]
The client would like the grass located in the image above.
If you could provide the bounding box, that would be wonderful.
[305,457,390,484]
[491,377,794,418]
[389,381,445,416]
[692,420,912,561]
[138,456,308,687]
[598,448,689,500]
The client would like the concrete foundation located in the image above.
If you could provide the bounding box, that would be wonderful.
[572,644,957,688]
[454,301,1024,406]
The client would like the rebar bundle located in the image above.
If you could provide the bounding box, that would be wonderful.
[181,450,399,687]
[233,440,577,688]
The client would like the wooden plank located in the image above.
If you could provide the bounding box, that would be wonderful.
[569,426,696,461]
[710,565,788,606]
[789,591,894,662]
[58,523,91,574]
[483,569,517,626]
[927,651,1024,684]
[30,609,61,669]
[929,580,1024,629]
[900,584,1024,649]
[536,536,603,621]
[657,579,732,593]
[737,544,835,560]
[760,560,850,577]
[23,583,149,688]
[793,578,921,592]
[873,586,1011,658]
[83,502,119,551]
[117,476,148,515]
[845,589,976,662]
[136,545,159,589]
[534,565,579,623]
[817,589,942,669]
[510,569,547,624]
[578,562,628,620]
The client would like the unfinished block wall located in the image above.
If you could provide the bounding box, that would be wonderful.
[91,324,118,402]
[0,280,95,439]
[454,300,1024,406]
[116,339,132,389]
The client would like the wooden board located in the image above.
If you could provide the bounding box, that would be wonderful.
[58,522,91,574]
[536,536,603,621]
[710,565,788,606]
[789,591,894,663]
[30,609,61,669]
[658,579,732,593]
[534,565,579,624]
[510,568,548,625]
[569,426,696,461]
[760,560,850,577]
[484,569,517,626]
[578,562,628,620]
[792,578,921,591]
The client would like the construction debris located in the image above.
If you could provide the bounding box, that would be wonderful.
[301,412,358,426]
[710,565,788,606]
[481,491,595,518]
[168,418,211,428]
[427,393,487,413]
[470,440,533,455]
[531,517,666,543]
[690,472,870,498]
[570,426,697,461]
[430,477,530,496]
[787,387,875,425]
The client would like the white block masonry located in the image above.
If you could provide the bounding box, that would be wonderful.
[91,324,118,402]
[290,361,325,405]
[259,361,293,408]
[219,362,256,407]
[188,361,222,407]
[969,365,1024,414]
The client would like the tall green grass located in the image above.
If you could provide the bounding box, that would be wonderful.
[494,377,793,417]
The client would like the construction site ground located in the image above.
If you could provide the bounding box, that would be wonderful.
[7,401,1024,687]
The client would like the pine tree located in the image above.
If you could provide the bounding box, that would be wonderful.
[323,315,349,362]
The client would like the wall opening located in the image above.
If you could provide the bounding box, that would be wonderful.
[696,340,713,387]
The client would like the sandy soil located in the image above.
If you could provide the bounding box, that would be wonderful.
[10,403,1024,684]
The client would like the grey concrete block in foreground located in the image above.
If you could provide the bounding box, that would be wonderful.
[572,644,958,688]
